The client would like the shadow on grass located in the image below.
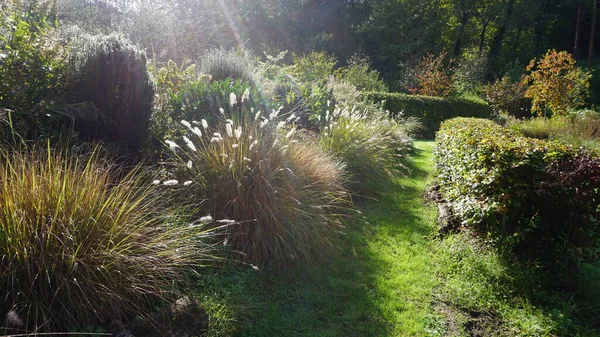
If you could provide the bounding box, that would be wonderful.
[194,141,438,337]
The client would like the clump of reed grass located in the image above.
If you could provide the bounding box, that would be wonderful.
[318,105,412,194]
[0,145,215,332]
[165,95,351,265]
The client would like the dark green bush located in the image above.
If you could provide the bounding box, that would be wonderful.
[363,92,493,138]
[68,33,154,152]
[484,76,532,119]
[333,55,388,92]
[435,118,600,269]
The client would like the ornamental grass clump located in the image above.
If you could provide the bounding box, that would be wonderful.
[0,145,215,332]
[165,93,351,265]
[318,105,412,194]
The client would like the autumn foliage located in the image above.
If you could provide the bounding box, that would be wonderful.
[408,52,454,98]
[523,50,590,116]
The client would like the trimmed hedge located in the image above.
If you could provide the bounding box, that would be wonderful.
[364,92,493,138]
[435,118,600,269]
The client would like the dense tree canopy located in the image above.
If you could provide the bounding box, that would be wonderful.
[16,0,600,89]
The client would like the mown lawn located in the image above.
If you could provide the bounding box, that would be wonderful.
[195,140,600,337]
[196,141,440,337]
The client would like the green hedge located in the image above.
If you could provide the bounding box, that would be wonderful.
[364,92,493,138]
[435,118,600,269]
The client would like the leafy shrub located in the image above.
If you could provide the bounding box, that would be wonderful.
[334,55,388,92]
[435,118,600,269]
[319,105,412,193]
[484,76,532,118]
[164,93,350,265]
[523,50,591,116]
[0,145,214,332]
[406,52,454,98]
[0,3,70,139]
[199,49,256,83]
[168,79,269,131]
[290,51,336,84]
[364,92,493,138]
[453,52,488,94]
[67,33,154,152]
[149,59,198,139]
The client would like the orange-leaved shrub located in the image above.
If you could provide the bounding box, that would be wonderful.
[523,50,590,116]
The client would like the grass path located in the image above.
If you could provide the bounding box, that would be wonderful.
[199,141,440,336]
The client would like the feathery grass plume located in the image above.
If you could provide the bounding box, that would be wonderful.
[166,105,351,265]
[319,104,413,194]
[0,144,216,332]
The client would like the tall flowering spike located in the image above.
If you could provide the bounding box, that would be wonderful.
[277,121,285,129]
[181,120,192,130]
[165,140,180,150]
[285,128,295,139]
[226,119,234,125]
[187,160,193,169]
[286,113,296,123]
[183,136,197,152]
[229,93,237,107]
[225,123,233,137]
[234,126,242,139]
[242,88,250,102]
[219,108,225,115]
[191,127,202,138]
[259,119,269,129]
[254,111,261,121]
[201,119,209,130]
[249,139,259,150]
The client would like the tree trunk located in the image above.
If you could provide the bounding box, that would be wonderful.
[478,19,489,55]
[487,0,516,80]
[574,0,583,59]
[588,0,598,67]
[533,0,550,56]
[454,9,470,57]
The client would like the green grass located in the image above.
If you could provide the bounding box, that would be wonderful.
[194,140,600,336]
[434,230,600,337]
[195,141,439,336]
